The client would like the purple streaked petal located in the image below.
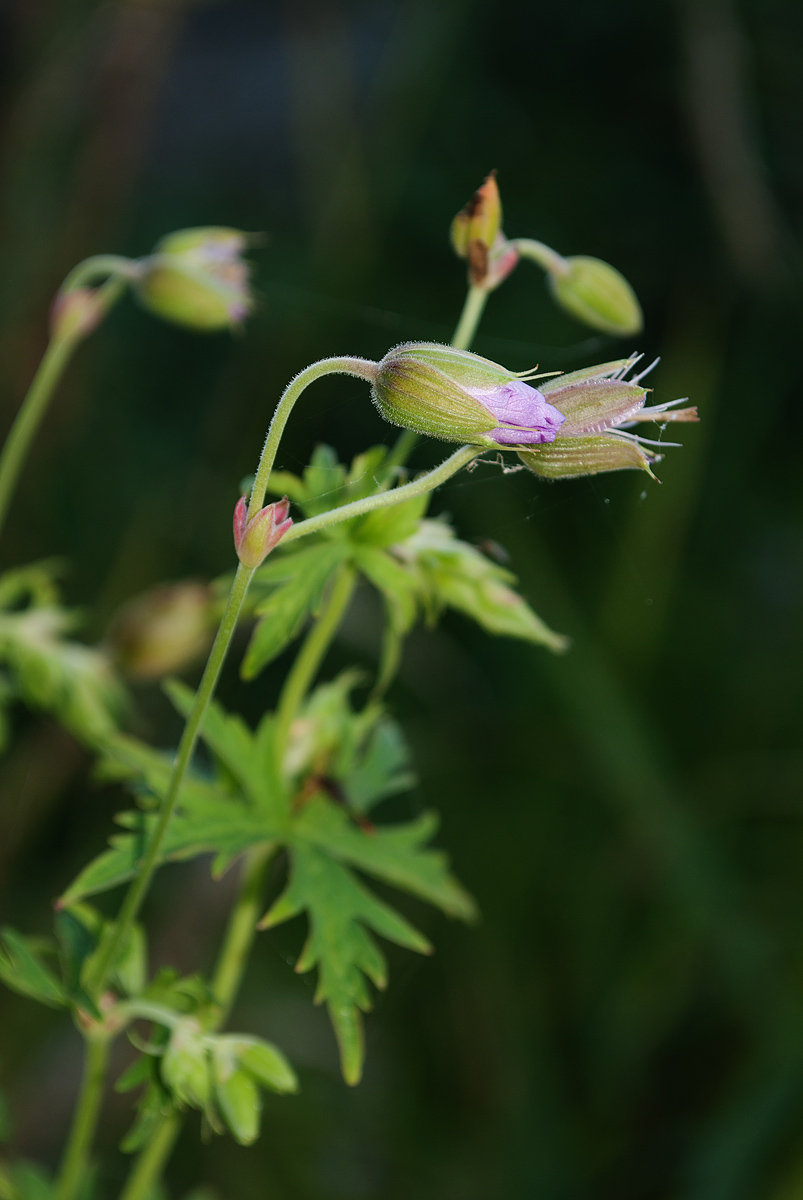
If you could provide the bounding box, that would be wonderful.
[466,379,566,441]
[490,425,560,445]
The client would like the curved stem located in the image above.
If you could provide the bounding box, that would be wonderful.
[61,255,139,291]
[512,238,569,277]
[117,1111,182,1200]
[249,357,377,517]
[452,284,489,350]
[55,1038,110,1200]
[274,563,357,753]
[85,563,255,996]
[282,445,481,546]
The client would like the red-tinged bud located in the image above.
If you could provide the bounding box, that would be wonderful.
[50,287,107,341]
[233,496,292,569]
[450,173,517,290]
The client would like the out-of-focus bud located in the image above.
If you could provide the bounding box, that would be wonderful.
[233,496,292,569]
[548,255,643,336]
[107,582,215,681]
[50,287,108,342]
[372,342,564,446]
[516,358,698,479]
[450,173,518,290]
[135,227,254,332]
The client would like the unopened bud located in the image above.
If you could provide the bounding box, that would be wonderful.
[372,343,564,446]
[548,255,643,336]
[135,227,254,332]
[107,582,215,681]
[50,287,107,341]
[450,173,517,290]
[233,496,292,569]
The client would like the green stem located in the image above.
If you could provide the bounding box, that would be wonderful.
[0,265,132,546]
[249,357,377,516]
[513,237,569,277]
[274,563,357,753]
[0,336,78,542]
[452,283,489,350]
[210,846,276,1021]
[385,285,489,473]
[85,562,255,995]
[54,1038,110,1200]
[282,445,481,546]
[117,1111,182,1200]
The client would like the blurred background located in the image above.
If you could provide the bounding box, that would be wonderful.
[0,0,802,1197]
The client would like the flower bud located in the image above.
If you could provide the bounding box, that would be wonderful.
[106,582,214,681]
[548,256,643,336]
[372,343,565,447]
[50,287,107,342]
[135,227,254,332]
[450,173,518,290]
[233,496,292,569]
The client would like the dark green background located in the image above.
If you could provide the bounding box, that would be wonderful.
[0,1,801,1197]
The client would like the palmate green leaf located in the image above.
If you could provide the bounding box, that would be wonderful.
[294,797,476,920]
[61,677,474,1087]
[261,843,432,1085]
[0,929,67,1009]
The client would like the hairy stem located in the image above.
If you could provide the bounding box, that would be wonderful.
[249,357,377,516]
[54,1038,110,1200]
[84,563,256,995]
[282,445,481,546]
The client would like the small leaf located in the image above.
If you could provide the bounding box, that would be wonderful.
[352,492,429,549]
[233,1038,298,1094]
[214,1067,260,1146]
[0,929,67,1009]
[343,718,416,814]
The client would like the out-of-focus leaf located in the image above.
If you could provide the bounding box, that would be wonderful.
[0,929,67,1008]
[393,518,568,652]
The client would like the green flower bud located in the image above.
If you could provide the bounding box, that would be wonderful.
[135,227,254,331]
[371,343,565,446]
[548,255,643,336]
[161,1019,212,1110]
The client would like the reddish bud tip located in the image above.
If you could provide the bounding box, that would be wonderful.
[50,287,106,341]
[233,495,292,569]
